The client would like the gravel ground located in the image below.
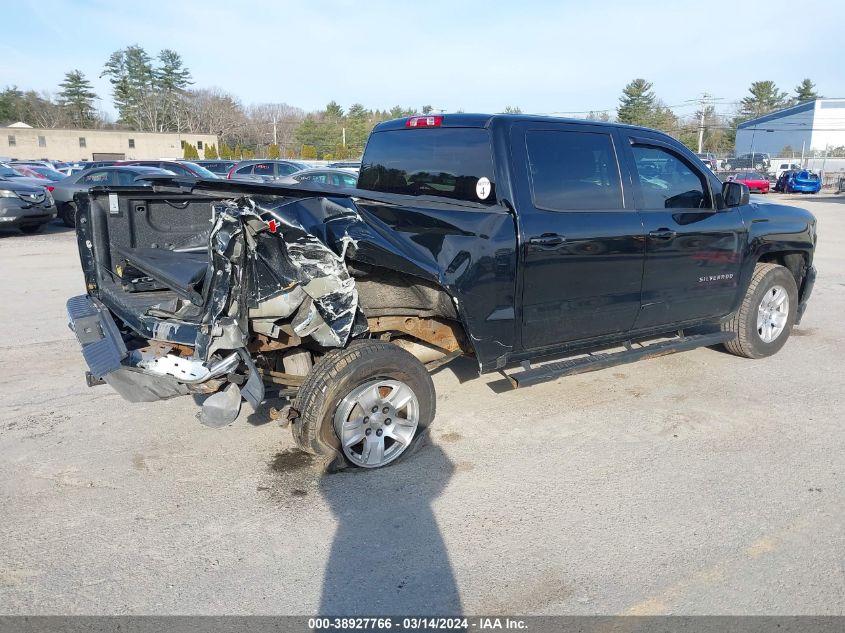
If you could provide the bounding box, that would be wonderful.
[0,194,842,615]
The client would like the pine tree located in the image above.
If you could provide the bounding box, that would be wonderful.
[503,106,522,114]
[101,45,156,129]
[267,143,280,159]
[794,79,820,102]
[219,143,232,160]
[738,81,787,120]
[617,79,657,126]
[301,145,317,159]
[57,70,97,127]
[183,142,198,159]
[204,144,218,159]
[233,144,243,159]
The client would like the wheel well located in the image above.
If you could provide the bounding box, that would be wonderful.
[350,263,472,355]
[757,251,807,289]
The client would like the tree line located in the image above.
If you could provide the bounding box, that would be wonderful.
[612,77,820,153]
[0,43,824,159]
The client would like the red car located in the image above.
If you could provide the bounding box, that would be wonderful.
[730,171,769,193]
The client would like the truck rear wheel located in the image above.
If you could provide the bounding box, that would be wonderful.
[291,339,436,468]
[721,263,798,359]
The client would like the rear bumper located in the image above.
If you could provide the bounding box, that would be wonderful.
[790,183,821,193]
[66,294,189,402]
[796,265,817,324]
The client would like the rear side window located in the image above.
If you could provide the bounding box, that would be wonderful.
[631,145,711,209]
[253,163,274,177]
[358,128,496,204]
[236,164,254,175]
[164,163,193,177]
[525,130,623,211]
[276,163,299,176]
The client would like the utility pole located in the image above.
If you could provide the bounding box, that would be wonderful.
[342,127,346,147]
[273,115,277,146]
[697,93,711,154]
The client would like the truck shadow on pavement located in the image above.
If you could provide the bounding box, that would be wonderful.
[316,440,462,616]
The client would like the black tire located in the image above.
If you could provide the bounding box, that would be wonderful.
[291,339,436,468]
[721,263,798,359]
[59,202,77,228]
[19,224,42,234]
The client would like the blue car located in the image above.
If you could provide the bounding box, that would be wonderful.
[786,170,821,194]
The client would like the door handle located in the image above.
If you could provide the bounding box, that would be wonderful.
[528,233,566,248]
[648,229,677,240]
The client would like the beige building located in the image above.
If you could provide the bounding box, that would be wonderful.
[2,124,218,162]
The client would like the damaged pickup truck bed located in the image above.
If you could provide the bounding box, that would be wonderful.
[67,114,817,469]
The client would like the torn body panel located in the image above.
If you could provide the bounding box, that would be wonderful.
[68,183,517,415]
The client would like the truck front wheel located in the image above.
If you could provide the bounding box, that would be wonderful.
[721,263,798,358]
[291,339,436,468]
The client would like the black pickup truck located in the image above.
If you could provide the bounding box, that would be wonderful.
[66,114,817,469]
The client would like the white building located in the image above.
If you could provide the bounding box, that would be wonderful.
[735,98,845,156]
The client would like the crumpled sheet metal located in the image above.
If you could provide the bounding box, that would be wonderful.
[206,197,365,353]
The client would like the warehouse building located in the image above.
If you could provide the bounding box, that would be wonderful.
[736,98,845,156]
[1,123,218,162]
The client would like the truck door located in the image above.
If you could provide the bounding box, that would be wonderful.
[510,122,645,350]
[619,133,745,328]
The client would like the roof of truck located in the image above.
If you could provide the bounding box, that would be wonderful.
[372,113,654,133]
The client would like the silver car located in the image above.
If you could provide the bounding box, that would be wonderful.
[227,160,309,182]
[276,168,359,188]
[52,166,173,227]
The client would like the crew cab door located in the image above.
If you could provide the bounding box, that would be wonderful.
[619,133,745,328]
[510,122,644,350]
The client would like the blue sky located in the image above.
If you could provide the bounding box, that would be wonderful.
[3,0,843,119]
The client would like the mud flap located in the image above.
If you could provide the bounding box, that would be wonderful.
[237,348,264,411]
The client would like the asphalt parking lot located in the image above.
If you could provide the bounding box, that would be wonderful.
[1,194,843,616]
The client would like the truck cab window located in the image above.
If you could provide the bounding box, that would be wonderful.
[358,128,496,204]
[525,130,623,211]
[632,145,711,209]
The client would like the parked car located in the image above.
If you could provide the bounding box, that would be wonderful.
[191,160,239,176]
[730,171,770,193]
[784,170,822,194]
[52,166,174,227]
[10,164,46,179]
[65,113,817,469]
[0,177,57,234]
[695,152,718,171]
[277,168,359,188]
[327,160,362,170]
[118,160,219,179]
[12,159,68,172]
[0,163,51,189]
[58,164,87,177]
[725,153,770,170]
[226,159,309,181]
[78,161,118,171]
[22,165,67,182]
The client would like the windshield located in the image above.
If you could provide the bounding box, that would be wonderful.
[0,165,22,178]
[31,167,65,181]
[358,128,496,204]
